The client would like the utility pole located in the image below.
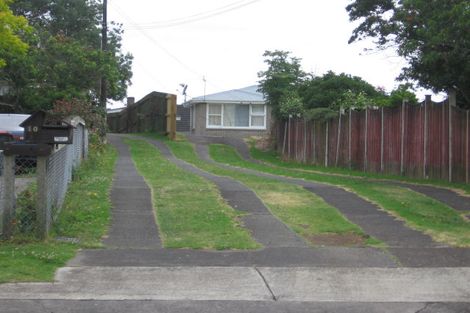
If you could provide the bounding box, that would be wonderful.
[100,0,108,109]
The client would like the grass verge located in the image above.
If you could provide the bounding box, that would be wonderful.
[212,143,470,247]
[0,142,117,283]
[138,133,380,247]
[124,138,259,250]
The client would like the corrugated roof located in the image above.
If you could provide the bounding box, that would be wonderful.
[190,85,265,103]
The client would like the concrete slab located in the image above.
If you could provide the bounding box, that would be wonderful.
[259,267,470,302]
[69,247,397,267]
[389,248,470,267]
[0,267,272,301]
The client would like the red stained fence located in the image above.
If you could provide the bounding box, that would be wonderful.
[276,98,470,184]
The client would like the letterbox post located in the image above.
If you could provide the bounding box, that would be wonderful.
[36,155,50,239]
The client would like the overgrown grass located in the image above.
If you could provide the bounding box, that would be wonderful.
[250,145,470,195]
[124,138,259,250]
[0,142,117,283]
[211,143,470,247]
[138,133,380,247]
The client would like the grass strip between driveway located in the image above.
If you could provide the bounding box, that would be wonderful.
[124,138,259,250]
[211,144,470,247]
[0,141,117,283]
[139,134,381,247]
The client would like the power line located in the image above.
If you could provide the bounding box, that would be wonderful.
[126,0,261,30]
[109,2,256,101]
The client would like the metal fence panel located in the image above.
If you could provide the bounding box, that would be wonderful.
[1,120,89,239]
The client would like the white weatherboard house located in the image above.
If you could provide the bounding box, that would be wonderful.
[187,85,271,138]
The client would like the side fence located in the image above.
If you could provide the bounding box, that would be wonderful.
[0,122,88,239]
[276,97,470,184]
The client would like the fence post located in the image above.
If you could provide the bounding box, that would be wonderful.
[423,96,430,179]
[364,107,368,172]
[466,110,469,184]
[335,110,342,167]
[312,120,316,164]
[448,90,456,182]
[288,116,291,160]
[303,118,307,163]
[36,156,50,239]
[282,120,288,156]
[349,108,352,169]
[325,121,329,167]
[380,107,384,172]
[400,100,406,175]
[2,155,16,239]
[166,94,177,140]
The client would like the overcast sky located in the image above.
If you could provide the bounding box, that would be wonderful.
[107,0,436,107]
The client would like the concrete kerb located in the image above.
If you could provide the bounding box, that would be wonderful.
[0,266,469,302]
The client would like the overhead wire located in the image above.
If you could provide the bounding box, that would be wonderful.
[109,1,260,101]
[126,0,261,29]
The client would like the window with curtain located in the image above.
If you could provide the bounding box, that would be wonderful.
[207,103,266,128]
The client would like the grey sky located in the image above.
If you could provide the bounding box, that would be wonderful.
[108,0,435,106]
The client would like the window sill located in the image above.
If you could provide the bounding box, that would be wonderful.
[206,126,267,130]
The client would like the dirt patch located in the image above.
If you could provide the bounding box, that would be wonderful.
[307,233,366,247]
[246,135,272,151]
[262,191,308,208]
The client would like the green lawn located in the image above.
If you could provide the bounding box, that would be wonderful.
[124,138,259,250]
[0,142,117,283]
[138,133,380,247]
[210,143,470,247]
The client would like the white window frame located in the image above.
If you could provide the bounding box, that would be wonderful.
[207,103,222,127]
[206,103,266,130]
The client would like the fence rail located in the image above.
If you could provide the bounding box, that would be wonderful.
[276,98,470,184]
[0,121,88,239]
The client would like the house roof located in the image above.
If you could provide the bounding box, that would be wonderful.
[190,85,265,104]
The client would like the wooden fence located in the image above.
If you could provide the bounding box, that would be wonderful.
[276,96,470,184]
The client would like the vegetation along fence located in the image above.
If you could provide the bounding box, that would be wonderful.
[0,119,88,239]
[276,96,470,184]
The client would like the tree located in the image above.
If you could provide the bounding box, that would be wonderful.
[258,50,306,118]
[347,0,470,108]
[1,0,132,112]
[299,71,381,110]
[0,0,30,68]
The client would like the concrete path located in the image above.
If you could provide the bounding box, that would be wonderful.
[103,135,161,248]
[0,266,468,302]
[73,134,396,268]
[204,135,470,213]
[194,143,439,249]
[70,246,395,267]
[147,138,308,249]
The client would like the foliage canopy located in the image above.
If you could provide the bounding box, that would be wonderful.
[346,0,470,108]
[0,0,132,113]
[0,0,30,68]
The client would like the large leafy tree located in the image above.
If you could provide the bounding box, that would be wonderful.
[299,71,382,110]
[258,50,306,118]
[1,0,132,112]
[0,0,30,68]
[346,0,470,108]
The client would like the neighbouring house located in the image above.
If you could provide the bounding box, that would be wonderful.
[187,85,270,138]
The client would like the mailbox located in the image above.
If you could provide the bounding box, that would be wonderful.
[3,143,52,157]
[20,111,74,145]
